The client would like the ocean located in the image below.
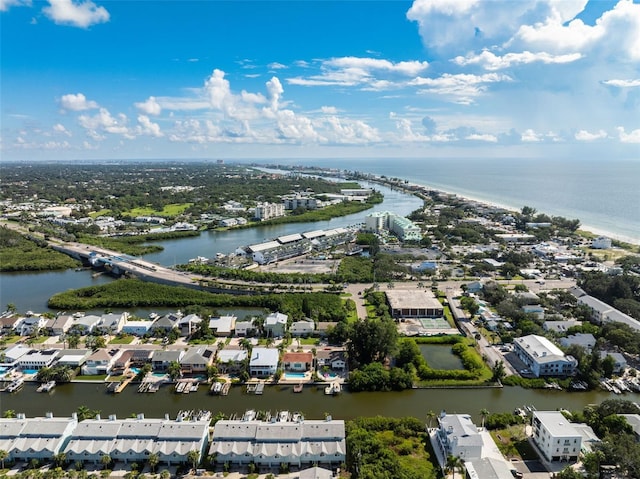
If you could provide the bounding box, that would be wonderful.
[250,157,640,244]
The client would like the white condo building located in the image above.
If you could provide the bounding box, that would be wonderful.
[531,411,582,462]
[513,335,577,377]
[254,202,285,221]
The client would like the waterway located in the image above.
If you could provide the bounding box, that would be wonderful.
[420,345,464,370]
[2,381,636,426]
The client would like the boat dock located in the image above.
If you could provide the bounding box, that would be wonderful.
[293,383,303,393]
[107,374,135,394]
[138,380,160,393]
[3,378,24,393]
[37,380,56,393]
[175,379,200,394]
[246,382,265,395]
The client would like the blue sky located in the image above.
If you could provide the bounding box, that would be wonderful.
[1,0,639,161]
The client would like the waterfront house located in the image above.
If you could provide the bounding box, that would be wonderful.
[121,320,153,336]
[17,314,47,336]
[209,412,345,469]
[249,347,279,377]
[513,335,577,377]
[234,320,256,337]
[209,315,237,336]
[71,314,101,334]
[265,312,288,337]
[55,348,91,368]
[282,352,313,372]
[64,413,209,466]
[1,344,31,368]
[151,350,184,372]
[599,351,627,374]
[17,349,59,371]
[81,349,121,376]
[290,319,315,337]
[216,349,248,374]
[97,312,128,334]
[531,411,582,462]
[111,350,134,375]
[130,349,153,367]
[180,347,214,374]
[0,314,24,335]
[0,413,77,462]
[45,314,74,336]
[151,313,181,335]
[177,314,202,336]
[315,350,346,371]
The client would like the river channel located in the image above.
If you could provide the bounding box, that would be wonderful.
[1,180,637,421]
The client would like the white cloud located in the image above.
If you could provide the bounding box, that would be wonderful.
[78,108,130,139]
[43,0,110,28]
[53,123,71,136]
[602,79,640,88]
[135,96,162,116]
[265,77,284,112]
[465,133,497,142]
[453,50,582,70]
[136,115,163,138]
[575,129,607,141]
[321,116,380,144]
[321,106,338,114]
[268,62,287,70]
[60,93,98,111]
[521,128,543,142]
[0,0,31,12]
[288,56,428,89]
[617,126,640,143]
[410,73,510,104]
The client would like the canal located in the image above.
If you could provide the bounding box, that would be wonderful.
[2,381,635,426]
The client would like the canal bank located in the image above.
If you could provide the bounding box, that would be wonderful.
[2,380,635,425]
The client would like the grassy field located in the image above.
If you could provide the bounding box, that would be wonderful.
[123,203,193,218]
[490,425,538,460]
[89,209,111,218]
[109,335,135,345]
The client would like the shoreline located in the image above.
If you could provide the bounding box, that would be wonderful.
[391,178,640,247]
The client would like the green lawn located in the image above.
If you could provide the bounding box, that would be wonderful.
[89,209,112,218]
[490,425,538,460]
[76,375,107,381]
[109,335,135,345]
[123,203,193,218]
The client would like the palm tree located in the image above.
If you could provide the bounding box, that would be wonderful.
[0,449,8,470]
[159,470,170,479]
[53,452,67,468]
[480,409,490,429]
[148,453,159,473]
[100,454,111,471]
[2,410,16,418]
[186,450,200,472]
[445,455,463,479]
[426,410,436,430]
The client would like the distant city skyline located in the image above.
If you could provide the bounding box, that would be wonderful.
[1,0,639,161]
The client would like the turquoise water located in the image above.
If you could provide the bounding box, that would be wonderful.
[130,367,140,375]
[285,372,306,379]
[22,369,38,375]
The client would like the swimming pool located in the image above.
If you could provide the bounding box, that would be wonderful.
[22,369,38,375]
[285,372,307,379]
[130,367,141,375]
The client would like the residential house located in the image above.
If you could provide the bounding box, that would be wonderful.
[513,335,577,377]
[17,315,47,336]
[97,312,128,334]
[265,312,288,337]
[177,314,202,336]
[151,313,181,335]
[249,347,279,377]
[531,411,582,462]
[619,414,640,442]
[543,320,582,334]
[209,411,345,469]
[17,349,59,371]
[45,314,74,336]
[121,320,153,336]
[209,315,237,336]
[81,349,121,375]
[55,349,91,368]
[0,344,31,368]
[151,350,184,372]
[282,352,313,372]
[71,314,101,334]
[180,347,214,374]
[0,315,23,335]
[560,333,596,352]
[315,350,347,371]
[0,413,77,462]
[111,350,134,375]
[600,351,627,374]
[130,349,153,367]
[234,320,256,337]
[290,320,315,337]
[216,349,248,375]
[522,305,545,320]
[298,467,334,479]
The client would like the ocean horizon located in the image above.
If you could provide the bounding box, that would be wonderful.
[246,157,640,245]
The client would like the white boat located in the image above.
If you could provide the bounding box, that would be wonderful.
[211,382,222,394]
[325,382,341,395]
[6,377,24,393]
[37,380,56,393]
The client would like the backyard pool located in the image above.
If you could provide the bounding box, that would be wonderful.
[284,372,307,380]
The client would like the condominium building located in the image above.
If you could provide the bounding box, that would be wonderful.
[513,335,577,377]
[531,411,582,462]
